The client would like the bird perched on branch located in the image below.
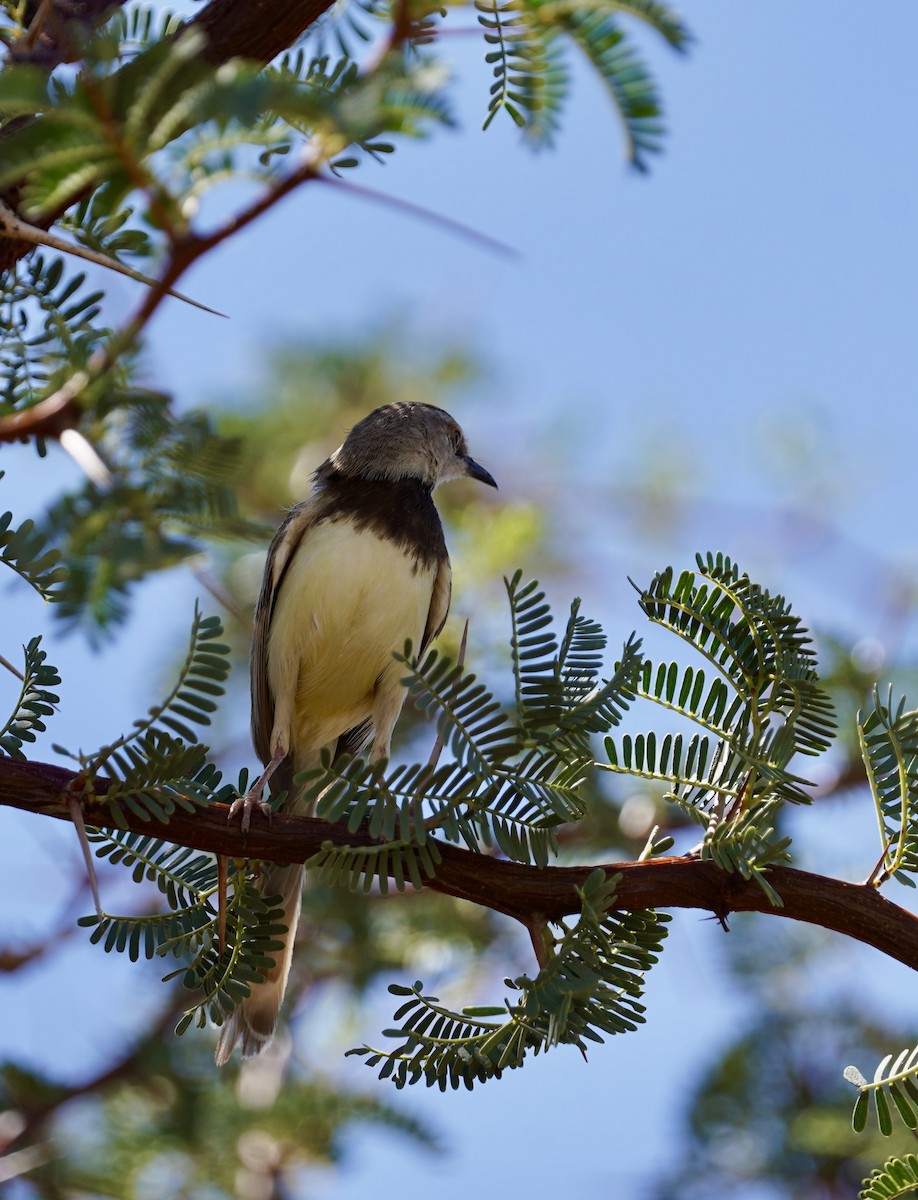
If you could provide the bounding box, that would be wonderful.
[215,402,497,1065]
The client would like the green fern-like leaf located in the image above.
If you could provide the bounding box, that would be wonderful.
[61,188,156,264]
[349,870,668,1088]
[305,576,637,872]
[77,828,287,1033]
[0,254,107,418]
[306,831,443,895]
[477,0,567,144]
[858,688,918,887]
[636,553,835,772]
[551,8,663,170]
[0,636,61,758]
[0,506,66,600]
[701,799,790,906]
[506,570,640,750]
[599,0,692,50]
[859,1155,918,1200]
[603,554,835,896]
[308,736,581,869]
[846,1048,918,1138]
[59,604,230,820]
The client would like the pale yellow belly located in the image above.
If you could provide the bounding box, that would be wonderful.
[267,520,435,761]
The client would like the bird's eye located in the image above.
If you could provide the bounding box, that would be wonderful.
[452,429,463,452]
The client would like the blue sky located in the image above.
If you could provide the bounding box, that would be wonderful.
[4,2,918,1195]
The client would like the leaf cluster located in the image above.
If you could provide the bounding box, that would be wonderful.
[305,572,641,880]
[57,602,231,823]
[0,474,66,596]
[846,1048,918,1197]
[42,403,257,640]
[603,552,837,897]
[858,689,918,886]
[0,635,61,758]
[58,555,879,1091]
[80,833,288,1037]
[848,1047,918,1138]
[349,869,668,1088]
[0,254,106,416]
[0,27,455,226]
[475,0,690,164]
[859,1156,918,1200]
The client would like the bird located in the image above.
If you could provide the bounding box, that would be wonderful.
[214,402,497,1065]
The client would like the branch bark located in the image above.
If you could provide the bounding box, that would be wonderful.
[4,756,918,973]
[189,0,339,67]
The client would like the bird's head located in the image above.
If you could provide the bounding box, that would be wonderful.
[329,403,497,491]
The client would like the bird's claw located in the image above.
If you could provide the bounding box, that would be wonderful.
[228,790,272,834]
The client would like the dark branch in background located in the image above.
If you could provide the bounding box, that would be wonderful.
[5,757,918,975]
[7,0,128,69]
[190,0,338,68]
[0,0,338,271]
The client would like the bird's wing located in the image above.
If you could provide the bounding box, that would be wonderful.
[420,555,452,656]
[250,499,321,766]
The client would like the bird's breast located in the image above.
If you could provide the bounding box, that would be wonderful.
[267,519,438,727]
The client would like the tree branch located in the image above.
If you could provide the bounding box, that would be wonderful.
[188,0,338,68]
[0,0,339,272]
[4,757,918,973]
[0,384,82,444]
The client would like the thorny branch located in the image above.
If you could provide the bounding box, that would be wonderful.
[3,756,918,975]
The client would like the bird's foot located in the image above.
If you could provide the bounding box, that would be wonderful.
[228,788,272,834]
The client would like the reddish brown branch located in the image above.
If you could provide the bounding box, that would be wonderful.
[0,387,81,443]
[4,756,918,974]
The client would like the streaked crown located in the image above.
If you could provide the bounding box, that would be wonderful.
[328,402,496,491]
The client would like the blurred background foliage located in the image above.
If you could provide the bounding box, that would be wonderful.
[1,0,918,1195]
[5,324,918,1198]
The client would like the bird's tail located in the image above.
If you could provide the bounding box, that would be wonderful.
[214,754,315,1067]
[214,857,305,1065]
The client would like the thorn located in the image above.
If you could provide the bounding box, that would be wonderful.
[865,840,894,888]
[217,854,228,955]
[0,199,226,317]
[58,428,113,487]
[525,915,551,970]
[191,563,251,632]
[67,792,102,920]
[315,175,518,261]
[0,653,24,682]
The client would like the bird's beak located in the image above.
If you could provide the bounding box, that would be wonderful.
[462,455,498,489]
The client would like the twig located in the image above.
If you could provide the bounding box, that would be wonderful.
[0,378,85,445]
